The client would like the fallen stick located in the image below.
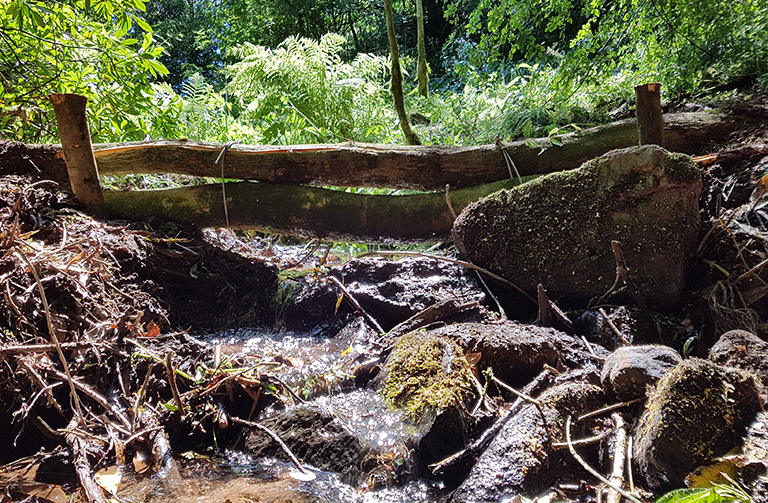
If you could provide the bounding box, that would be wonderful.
[62,416,108,503]
[430,368,553,474]
[606,413,628,503]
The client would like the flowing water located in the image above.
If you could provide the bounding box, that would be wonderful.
[115,325,447,502]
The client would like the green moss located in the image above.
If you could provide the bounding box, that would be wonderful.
[382,332,475,421]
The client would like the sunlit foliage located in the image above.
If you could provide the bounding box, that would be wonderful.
[0,0,168,142]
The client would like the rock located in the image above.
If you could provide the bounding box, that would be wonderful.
[452,145,702,308]
[709,330,768,387]
[632,358,762,490]
[245,405,366,483]
[450,378,607,502]
[430,321,609,387]
[284,256,486,332]
[378,332,476,421]
[601,345,682,400]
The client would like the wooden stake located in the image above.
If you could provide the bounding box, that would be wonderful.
[49,93,107,219]
[634,83,664,147]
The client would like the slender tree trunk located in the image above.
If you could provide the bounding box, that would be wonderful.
[416,0,429,97]
[384,0,421,145]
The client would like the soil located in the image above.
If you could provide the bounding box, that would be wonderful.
[0,86,766,499]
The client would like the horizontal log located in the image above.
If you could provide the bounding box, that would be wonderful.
[104,179,522,243]
[93,112,736,191]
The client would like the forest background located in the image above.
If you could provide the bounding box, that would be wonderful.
[1,0,767,151]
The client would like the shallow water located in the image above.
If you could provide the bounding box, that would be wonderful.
[126,327,447,503]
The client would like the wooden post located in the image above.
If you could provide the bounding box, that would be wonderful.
[634,83,664,147]
[49,93,107,219]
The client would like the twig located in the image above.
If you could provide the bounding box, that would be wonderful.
[63,416,108,503]
[606,413,628,503]
[627,433,635,493]
[13,247,85,424]
[216,140,241,228]
[474,268,506,320]
[327,275,384,334]
[491,375,542,407]
[551,427,614,450]
[595,241,661,341]
[501,146,523,184]
[133,363,156,427]
[47,368,131,434]
[231,416,310,476]
[445,184,458,220]
[14,356,64,414]
[578,398,644,421]
[359,250,537,304]
[598,308,632,346]
[1,341,98,355]
[283,239,321,269]
[732,257,768,286]
[165,351,185,416]
[430,368,552,474]
[564,415,642,503]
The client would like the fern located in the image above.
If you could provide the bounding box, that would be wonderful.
[226,34,391,144]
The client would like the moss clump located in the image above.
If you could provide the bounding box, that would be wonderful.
[382,332,475,421]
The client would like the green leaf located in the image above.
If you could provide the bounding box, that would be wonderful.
[135,16,151,33]
[551,136,564,146]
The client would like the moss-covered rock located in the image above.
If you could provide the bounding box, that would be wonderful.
[382,332,476,421]
[632,358,762,491]
[451,145,702,308]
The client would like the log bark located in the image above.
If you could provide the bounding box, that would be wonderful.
[103,179,520,243]
[92,112,736,191]
[49,94,107,218]
[635,83,664,147]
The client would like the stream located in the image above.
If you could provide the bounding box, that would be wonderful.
[115,326,449,503]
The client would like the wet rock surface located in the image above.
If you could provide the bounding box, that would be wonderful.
[451,377,606,502]
[601,345,682,400]
[452,145,702,308]
[283,256,486,332]
[245,405,367,484]
[632,358,762,491]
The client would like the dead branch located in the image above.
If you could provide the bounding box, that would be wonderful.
[62,416,107,503]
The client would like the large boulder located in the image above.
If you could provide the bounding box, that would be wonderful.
[452,145,702,308]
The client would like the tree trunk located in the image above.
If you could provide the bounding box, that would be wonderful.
[384,0,421,145]
[93,112,737,191]
[416,0,429,97]
[103,179,520,243]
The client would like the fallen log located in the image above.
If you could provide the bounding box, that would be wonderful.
[104,179,520,243]
[93,112,736,191]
